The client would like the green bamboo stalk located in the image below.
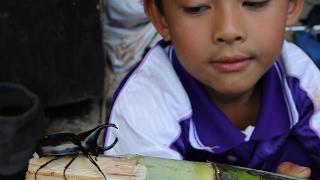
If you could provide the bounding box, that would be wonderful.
[137,156,304,180]
[138,156,214,180]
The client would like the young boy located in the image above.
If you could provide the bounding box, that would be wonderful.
[104,0,320,178]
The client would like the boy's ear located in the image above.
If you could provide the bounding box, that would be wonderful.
[144,0,171,41]
[286,0,304,26]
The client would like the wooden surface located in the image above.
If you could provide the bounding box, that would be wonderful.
[27,155,146,180]
[27,154,301,180]
[26,154,215,180]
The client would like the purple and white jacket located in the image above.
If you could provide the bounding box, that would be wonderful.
[104,41,320,178]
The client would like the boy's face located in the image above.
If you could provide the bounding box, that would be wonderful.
[146,0,304,98]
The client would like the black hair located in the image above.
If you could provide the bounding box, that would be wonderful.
[154,0,164,14]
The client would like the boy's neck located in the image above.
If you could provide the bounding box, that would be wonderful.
[205,83,261,130]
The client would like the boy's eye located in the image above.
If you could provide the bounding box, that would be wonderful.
[243,0,270,8]
[183,6,210,14]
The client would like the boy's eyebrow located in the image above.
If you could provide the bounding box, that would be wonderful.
[180,0,213,5]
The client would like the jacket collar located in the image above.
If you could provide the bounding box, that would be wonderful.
[170,48,290,153]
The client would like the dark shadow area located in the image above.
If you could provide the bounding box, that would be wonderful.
[0,0,105,107]
[45,98,95,119]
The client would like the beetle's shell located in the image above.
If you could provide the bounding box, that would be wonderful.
[37,143,80,156]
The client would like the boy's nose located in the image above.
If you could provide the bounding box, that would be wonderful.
[215,32,245,44]
[212,10,247,45]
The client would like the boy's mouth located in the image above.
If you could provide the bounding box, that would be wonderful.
[210,55,253,72]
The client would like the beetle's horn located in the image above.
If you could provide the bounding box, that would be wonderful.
[80,123,118,151]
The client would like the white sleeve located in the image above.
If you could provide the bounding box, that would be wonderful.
[105,95,183,160]
[282,41,320,138]
[104,46,192,160]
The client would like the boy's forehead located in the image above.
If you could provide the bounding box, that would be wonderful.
[163,0,291,3]
[161,0,291,7]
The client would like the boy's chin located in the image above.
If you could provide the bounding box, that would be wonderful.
[207,85,257,100]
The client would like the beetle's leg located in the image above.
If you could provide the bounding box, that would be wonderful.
[35,156,60,180]
[63,155,78,180]
[85,153,107,180]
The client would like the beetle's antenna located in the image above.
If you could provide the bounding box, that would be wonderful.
[35,156,60,180]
